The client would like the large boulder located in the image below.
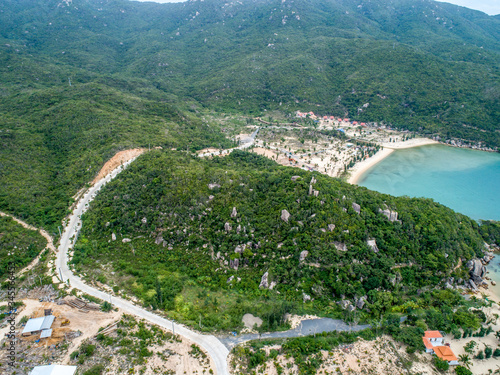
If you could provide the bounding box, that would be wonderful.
[367,239,379,253]
[224,222,232,232]
[231,207,238,218]
[352,203,361,214]
[281,209,291,223]
[259,271,269,289]
[299,250,309,263]
[467,258,487,283]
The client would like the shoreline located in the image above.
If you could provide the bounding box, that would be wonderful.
[348,138,439,185]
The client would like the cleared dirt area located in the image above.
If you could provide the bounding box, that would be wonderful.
[91,148,146,185]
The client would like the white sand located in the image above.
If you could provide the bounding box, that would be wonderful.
[348,148,394,184]
[348,138,438,184]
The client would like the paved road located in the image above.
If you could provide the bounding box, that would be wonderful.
[220,318,371,349]
[52,148,374,374]
[199,127,260,157]
[54,157,230,374]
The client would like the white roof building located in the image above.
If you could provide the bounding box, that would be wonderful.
[30,365,77,375]
[22,315,55,335]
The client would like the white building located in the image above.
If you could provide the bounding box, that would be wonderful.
[30,365,77,375]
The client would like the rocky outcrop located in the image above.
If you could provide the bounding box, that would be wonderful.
[291,176,301,182]
[281,209,291,223]
[208,183,221,190]
[141,217,147,224]
[122,238,131,243]
[334,242,347,252]
[328,224,335,232]
[379,208,399,222]
[303,293,312,303]
[224,222,232,232]
[227,276,234,284]
[231,207,238,218]
[155,235,163,245]
[352,203,361,214]
[111,233,116,241]
[355,295,367,310]
[229,258,239,270]
[259,271,269,288]
[367,239,379,253]
[299,250,309,263]
[466,258,489,289]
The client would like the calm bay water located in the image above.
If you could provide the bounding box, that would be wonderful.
[357,144,500,221]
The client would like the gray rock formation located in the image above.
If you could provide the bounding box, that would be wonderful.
[355,296,367,310]
[281,209,291,223]
[303,293,311,303]
[334,242,347,252]
[227,276,234,284]
[467,258,487,285]
[111,233,116,241]
[122,238,131,243]
[231,207,238,218]
[208,183,221,189]
[237,224,242,234]
[141,217,147,224]
[224,222,232,232]
[229,258,239,270]
[367,239,379,253]
[328,224,335,232]
[155,235,163,245]
[259,271,269,289]
[291,176,301,182]
[379,208,399,222]
[299,250,309,263]
[352,203,361,214]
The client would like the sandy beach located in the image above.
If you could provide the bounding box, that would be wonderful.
[348,138,439,184]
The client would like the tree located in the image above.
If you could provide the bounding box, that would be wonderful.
[455,366,473,375]
[433,356,449,372]
[458,354,471,369]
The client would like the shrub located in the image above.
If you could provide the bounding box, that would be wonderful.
[455,366,473,375]
[475,350,484,360]
[493,348,500,357]
[484,346,492,359]
[433,356,449,372]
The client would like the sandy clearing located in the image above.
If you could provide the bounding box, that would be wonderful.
[91,148,146,185]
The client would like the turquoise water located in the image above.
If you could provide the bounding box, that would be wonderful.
[357,144,500,221]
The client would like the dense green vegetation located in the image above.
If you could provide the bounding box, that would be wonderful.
[235,290,489,374]
[0,0,499,229]
[0,215,47,278]
[70,150,488,331]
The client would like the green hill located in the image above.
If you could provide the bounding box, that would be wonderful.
[71,150,486,331]
[0,0,499,228]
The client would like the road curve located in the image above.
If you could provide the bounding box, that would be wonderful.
[54,157,230,375]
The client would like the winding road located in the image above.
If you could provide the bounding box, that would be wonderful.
[54,157,230,374]
[12,143,371,374]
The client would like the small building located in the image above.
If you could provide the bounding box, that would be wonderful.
[422,330,459,365]
[22,315,55,337]
[30,365,77,375]
[434,346,459,365]
[422,330,444,352]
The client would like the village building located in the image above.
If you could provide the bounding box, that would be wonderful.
[22,315,55,337]
[422,331,459,365]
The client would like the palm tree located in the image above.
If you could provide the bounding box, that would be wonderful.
[459,354,472,369]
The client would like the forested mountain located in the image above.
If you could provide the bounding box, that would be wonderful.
[72,150,487,332]
[0,0,499,229]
